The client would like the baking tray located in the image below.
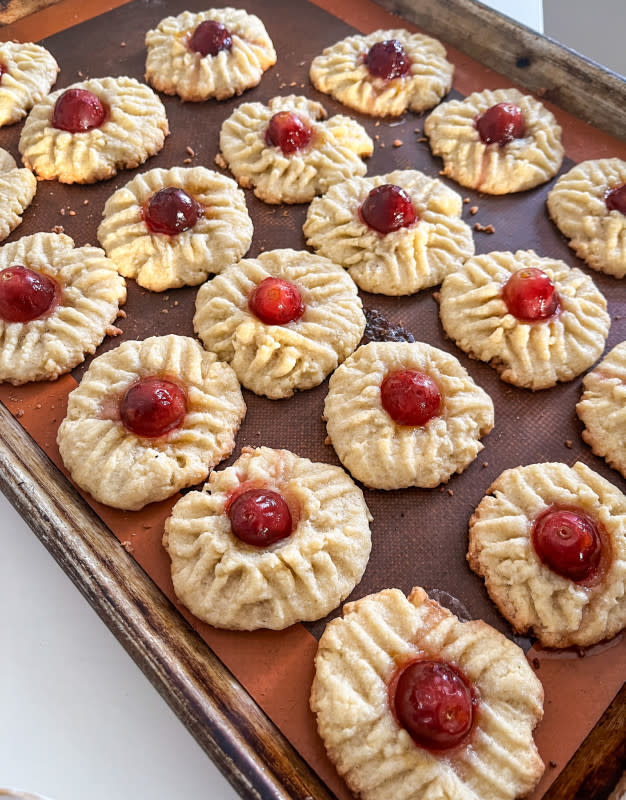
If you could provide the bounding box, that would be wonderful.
[0,1,625,799]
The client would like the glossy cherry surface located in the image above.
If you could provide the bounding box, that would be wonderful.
[265,111,312,155]
[365,39,411,80]
[532,506,603,583]
[360,184,417,234]
[0,265,58,323]
[52,88,106,133]
[142,187,204,236]
[248,277,304,325]
[120,377,187,438]
[380,369,441,426]
[475,102,525,145]
[188,20,233,56]
[502,267,560,322]
[605,184,626,214]
[228,488,293,547]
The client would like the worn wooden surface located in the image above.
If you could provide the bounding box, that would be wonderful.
[0,0,62,26]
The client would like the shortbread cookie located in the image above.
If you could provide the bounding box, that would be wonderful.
[304,169,474,295]
[311,586,544,800]
[425,88,564,194]
[97,166,253,292]
[19,76,169,184]
[57,335,245,510]
[439,249,610,390]
[324,341,494,490]
[468,462,626,648]
[194,248,365,399]
[0,233,126,385]
[163,446,372,630]
[217,94,373,204]
[547,158,626,278]
[0,41,59,127]
[145,8,276,102]
[0,148,37,242]
[310,29,453,117]
[577,341,626,479]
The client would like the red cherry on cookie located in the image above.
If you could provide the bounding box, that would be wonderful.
[265,111,312,155]
[393,659,476,751]
[365,39,411,80]
[0,63,6,83]
[248,276,304,325]
[0,265,59,323]
[360,184,417,234]
[605,184,626,214]
[532,506,603,583]
[188,19,233,56]
[228,488,293,547]
[52,88,107,133]
[142,187,204,236]
[120,377,187,438]
[502,267,560,322]
[475,102,525,145]
[380,369,441,426]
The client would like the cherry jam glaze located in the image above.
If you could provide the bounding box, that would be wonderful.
[52,88,107,133]
[226,487,293,547]
[359,184,417,234]
[142,187,204,236]
[248,276,304,325]
[390,658,478,752]
[188,19,233,56]
[0,265,60,323]
[502,268,560,323]
[365,39,412,80]
[475,102,525,145]
[120,377,187,438]
[265,111,313,155]
[380,369,442,426]
[605,184,626,214]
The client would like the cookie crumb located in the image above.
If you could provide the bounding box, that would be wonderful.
[83,199,89,205]
[447,488,454,496]
[120,41,126,47]
[392,139,403,147]
[59,208,65,216]
[549,761,557,769]
[68,210,76,216]
[117,309,127,319]
[374,134,380,140]
[474,222,495,234]
[564,439,573,449]
[470,206,479,215]
[413,127,421,133]
[51,225,65,234]
[439,170,446,175]
[183,158,192,164]
[215,153,227,169]
[324,435,331,445]
[161,308,169,314]
[482,461,489,468]
[121,540,134,552]
[531,657,540,670]
[463,197,470,204]
[417,136,428,143]
[35,403,42,409]
[186,146,195,157]
[379,142,385,148]
[289,81,297,87]
[105,325,123,336]
[14,409,24,419]
[375,121,380,127]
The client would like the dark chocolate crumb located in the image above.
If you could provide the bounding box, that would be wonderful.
[362,308,415,344]
[532,657,540,670]
[549,761,557,769]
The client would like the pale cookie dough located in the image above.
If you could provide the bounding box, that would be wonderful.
[163,446,372,630]
[547,158,626,278]
[0,148,37,242]
[311,586,544,800]
[309,28,453,117]
[577,341,626,480]
[0,41,59,127]
[324,341,494,490]
[19,76,169,184]
[439,249,610,390]
[0,233,126,385]
[217,94,373,204]
[145,8,276,101]
[425,88,564,194]
[468,462,626,648]
[194,248,365,399]
[97,166,253,292]
[304,169,474,295]
[57,335,246,511]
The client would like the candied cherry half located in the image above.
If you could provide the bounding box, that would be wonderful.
[380,369,441,427]
[0,265,59,323]
[475,102,525,145]
[249,276,304,325]
[360,184,417,234]
[392,659,476,751]
[502,267,560,322]
[120,377,187,438]
[142,187,204,236]
[52,88,107,133]
[228,488,293,547]
[532,505,603,583]
[605,184,626,215]
[365,39,412,80]
[265,111,313,155]
[188,19,233,57]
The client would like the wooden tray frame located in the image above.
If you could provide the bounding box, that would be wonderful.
[0,1,624,798]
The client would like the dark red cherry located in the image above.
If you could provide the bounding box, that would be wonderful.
[502,267,560,322]
[120,377,187,438]
[380,369,441,426]
[475,102,525,145]
[532,506,603,583]
[188,19,233,56]
[605,184,626,214]
[365,39,411,80]
[0,265,59,323]
[393,659,476,751]
[228,488,293,547]
[360,184,417,234]
[142,187,204,236]
[52,88,106,133]
[265,111,312,155]
[0,63,7,83]
[248,277,304,325]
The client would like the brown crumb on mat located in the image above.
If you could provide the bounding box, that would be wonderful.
[447,489,454,496]
[215,153,227,169]
[117,309,127,318]
[186,146,195,157]
[463,197,470,203]
[392,139,403,147]
[121,540,134,552]
[105,325,123,336]
[470,206,479,215]
[531,657,540,670]
[474,223,495,234]
[564,440,573,449]
[418,137,428,143]
[51,225,65,234]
